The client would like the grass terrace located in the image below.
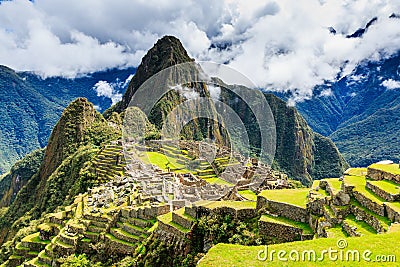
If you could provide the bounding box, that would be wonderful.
[196,200,256,210]
[258,188,310,208]
[260,214,313,234]
[325,226,348,239]
[343,175,385,205]
[105,233,136,247]
[323,178,342,195]
[385,201,400,214]
[344,214,377,235]
[138,151,191,173]
[368,180,400,195]
[199,232,400,266]
[22,232,50,245]
[157,212,191,233]
[345,167,368,176]
[350,198,391,230]
[369,163,400,175]
[238,190,258,201]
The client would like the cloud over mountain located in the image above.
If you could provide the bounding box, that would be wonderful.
[1,0,399,101]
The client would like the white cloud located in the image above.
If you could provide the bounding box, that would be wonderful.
[319,89,333,97]
[0,0,400,101]
[93,80,122,105]
[170,85,200,100]
[381,79,400,90]
[208,85,221,101]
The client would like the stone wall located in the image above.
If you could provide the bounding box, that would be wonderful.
[257,195,309,223]
[185,206,197,218]
[342,221,361,237]
[367,167,400,183]
[386,204,400,223]
[105,235,136,255]
[330,204,351,221]
[258,220,303,242]
[307,198,327,216]
[154,228,190,257]
[366,181,400,202]
[172,212,193,229]
[127,204,170,220]
[352,191,385,216]
[195,205,257,221]
[157,219,188,240]
[342,181,355,195]
[351,205,386,233]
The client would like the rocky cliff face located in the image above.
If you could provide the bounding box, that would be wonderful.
[112,36,194,113]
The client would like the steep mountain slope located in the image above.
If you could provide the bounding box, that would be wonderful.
[0,66,134,175]
[111,36,194,113]
[295,54,400,166]
[0,98,120,242]
[219,88,347,184]
[0,148,44,208]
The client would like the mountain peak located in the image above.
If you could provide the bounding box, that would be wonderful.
[39,97,98,179]
[112,36,193,113]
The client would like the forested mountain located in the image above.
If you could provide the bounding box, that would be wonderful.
[295,54,400,166]
[0,66,135,175]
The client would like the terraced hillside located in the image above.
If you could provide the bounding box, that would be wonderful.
[2,162,399,266]
[92,143,126,185]
[200,163,400,266]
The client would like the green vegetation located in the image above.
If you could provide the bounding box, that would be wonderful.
[295,55,400,167]
[259,189,310,208]
[369,164,400,175]
[386,202,400,214]
[196,213,263,247]
[325,178,342,194]
[343,175,385,205]
[0,65,133,176]
[325,226,348,239]
[197,200,256,210]
[158,212,190,233]
[0,98,121,236]
[260,214,313,234]
[0,148,44,207]
[344,214,377,235]
[22,232,50,244]
[311,180,329,197]
[238,190,258,201]
[61,253,102,267]
[138,151,190,173]
[199,232,400,266]
[369,179,400,195]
